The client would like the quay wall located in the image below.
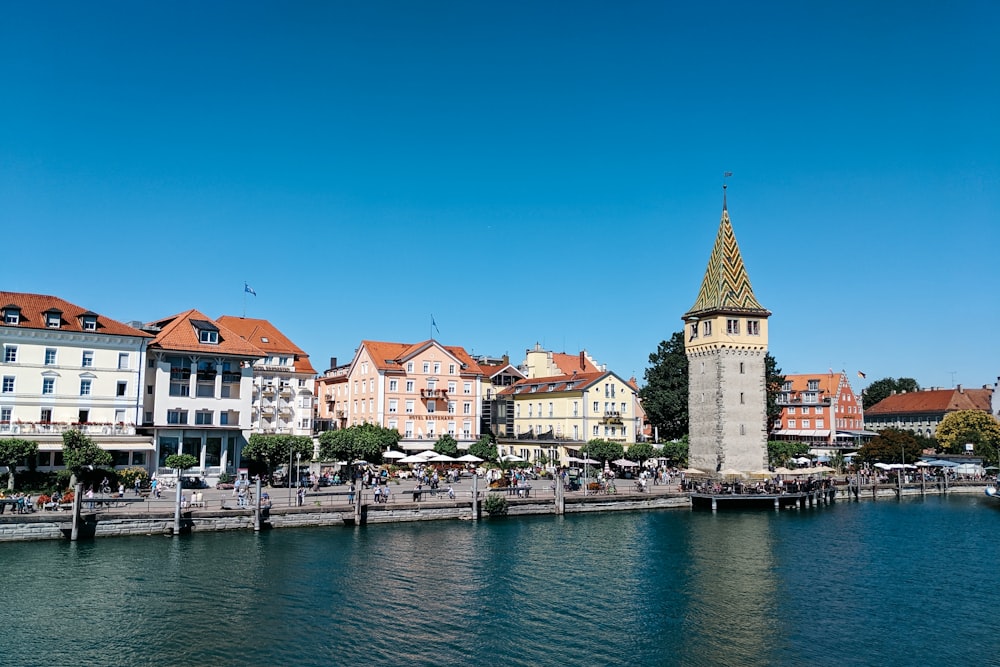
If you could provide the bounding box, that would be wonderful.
[0,484,988,543]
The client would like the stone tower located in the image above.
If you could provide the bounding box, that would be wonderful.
[682,192,771,475]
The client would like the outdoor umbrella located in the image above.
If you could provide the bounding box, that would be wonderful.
[397,455,425,464]
[682,468,706,475]
[428,454,457,463]
[383,450,407,460]
[499,453,525,462]
[456,454,484,463]
[613,458,639,467]
[718,468,746,477]
[580,457,600,465]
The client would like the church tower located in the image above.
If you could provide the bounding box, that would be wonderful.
[682,189,771,474]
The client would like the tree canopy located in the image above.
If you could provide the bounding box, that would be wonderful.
[640,332,688,441]
[0,438,38,490]
[935,410,1000,463]
[625,441,654,463]
[62,429,112,484]
[468,434,497,462]
[767,440,809,468]
[658,437,688,468]
[165,453,199,471]
[862,377,920,410]
[855,428,923,465]
[433,434,459,456]
[318,423,399,465]
[765,353,785,432]
[581,438,623,462]
[242,434,314,478]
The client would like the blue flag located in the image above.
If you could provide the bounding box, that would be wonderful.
[245,283,256,297]
[432,315,440,336]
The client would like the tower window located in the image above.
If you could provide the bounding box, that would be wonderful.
[702,321,712,336]
[689,323,698,340]
[747,320,760,336]
[726,319,739,335]
[739,362,745,374]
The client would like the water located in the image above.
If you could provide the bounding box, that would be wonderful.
[2,495,999,667]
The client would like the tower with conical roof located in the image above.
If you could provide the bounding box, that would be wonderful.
[682,189,771,474]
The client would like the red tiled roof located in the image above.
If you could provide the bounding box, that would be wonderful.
[358,339,483,376]
[782,373,846,397]
[499,371,607,396]
[0,291,150,337]
[551,352,599,374]
[479,363,525,380]
[866,388,993,415]
[147,309,264,357]
[217,315,317,375]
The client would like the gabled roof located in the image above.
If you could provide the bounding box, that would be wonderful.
[866,388,993,416]
[0,291,150,337]
[782,373,850,397]
[499,371,611,397]
[551,352,599,374]
[684,204,769,319]
[479,363,526,380]
[147,309,264,357]
[355,339,483,376]
[216,315,317,375]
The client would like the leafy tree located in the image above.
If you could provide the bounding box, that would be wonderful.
[862,377,920,410]
[242,434,313,480]
[62,430,112,488]
[935,410,1000,464]
[0,438,38,490]
[469,434,497,462]
[581,438,623,463]
[626,441,654,464]
[165,453,199,471]
[767,440,808,468]
[855,428,922,465]
[765,353,785,432]
[640,331,688,441]
[318,423,398,465]
[659,437,688,468]
[433,434,459,456]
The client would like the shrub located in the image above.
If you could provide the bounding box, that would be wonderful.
[218,472,233,484]
[484,494,508,517]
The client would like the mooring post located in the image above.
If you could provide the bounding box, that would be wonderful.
[70,482,82,541]
[355,487,363,525]
[472,475,479,521]
[555,474,564,515]
[254,477,262,532]
[774,497,779,512]
[711,497,717,512]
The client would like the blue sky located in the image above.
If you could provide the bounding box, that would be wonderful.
[2,1,997,391]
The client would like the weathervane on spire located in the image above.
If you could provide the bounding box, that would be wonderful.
[723,171,732,210]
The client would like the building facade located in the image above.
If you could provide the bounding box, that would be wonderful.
[216,316,317,437]
[682,195,771,474]
[771,372,865,446]
[142,310,263,480]
[864,385,993,438]
[317,339,484,450]
[0,292,154,470]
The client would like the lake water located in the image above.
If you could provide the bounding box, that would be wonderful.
[2,494,999,667]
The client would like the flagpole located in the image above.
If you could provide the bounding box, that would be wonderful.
[243,283,247,318]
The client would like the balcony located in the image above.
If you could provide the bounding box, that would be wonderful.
[0,421,136,436]
[261,385,276,396]
[279,385,293,396]
[599,411,623,425]
[421,389,446,399]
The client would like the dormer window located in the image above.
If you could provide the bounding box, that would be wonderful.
[43,308,63,328]
[191,319,220,345]
[2,305,20,325]
[807,379,819,391]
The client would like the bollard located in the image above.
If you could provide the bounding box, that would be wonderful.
[70,482,83,541]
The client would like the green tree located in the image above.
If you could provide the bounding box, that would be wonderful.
[0,438,39,491]
[581,438,623,463]
[62,429,112,488]
[242,434,313,480]
[935,410,1000,464]
[658,437,688,468]
[640,331,688,441]
[318,423,398,465]
[433,434,459,456]
[765,353,785,432]
[862,377,920,410]
[469,434,497,462]
[165,453,199,471]
[626,441,654,464]
[856,428,922,465]
[767,440,808,468]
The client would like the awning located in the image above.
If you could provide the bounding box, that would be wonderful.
[35,441,156,452]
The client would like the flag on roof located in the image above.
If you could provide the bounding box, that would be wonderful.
[245,283,256,296]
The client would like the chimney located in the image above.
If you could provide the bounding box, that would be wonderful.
[329,357,337,368]
[579,351,585,370]
[958,384,963,393]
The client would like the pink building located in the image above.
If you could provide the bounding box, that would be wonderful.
[316,339,484,451]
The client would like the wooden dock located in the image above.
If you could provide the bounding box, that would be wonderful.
[691,488,837,511]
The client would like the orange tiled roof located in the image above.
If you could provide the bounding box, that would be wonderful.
[216,315,317,375]
[782,373,846,396]
[866,388,993,415]
[479,363,525,380]
[358,339,483,376]
[0,291,150,337]
[499,371,607,396]
[147,309,264,357]
[551,352,599,374]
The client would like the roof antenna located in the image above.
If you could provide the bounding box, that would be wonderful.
[723,171,732,211]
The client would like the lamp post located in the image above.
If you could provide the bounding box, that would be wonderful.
[296,452,302,505]
[288,447,294,506]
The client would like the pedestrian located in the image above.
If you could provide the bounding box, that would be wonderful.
[296,486,305,506]
[348,482,356,504]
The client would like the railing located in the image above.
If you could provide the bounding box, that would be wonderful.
[420,389,445,399]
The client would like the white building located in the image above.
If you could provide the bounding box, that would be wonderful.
[0,292,154,470]
[142,310,263,481]
[216,316,317,437]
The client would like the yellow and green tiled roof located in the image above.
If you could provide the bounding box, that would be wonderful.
[684,207,769,318]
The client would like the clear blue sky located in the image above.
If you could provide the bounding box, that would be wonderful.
[2,1,997,391]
